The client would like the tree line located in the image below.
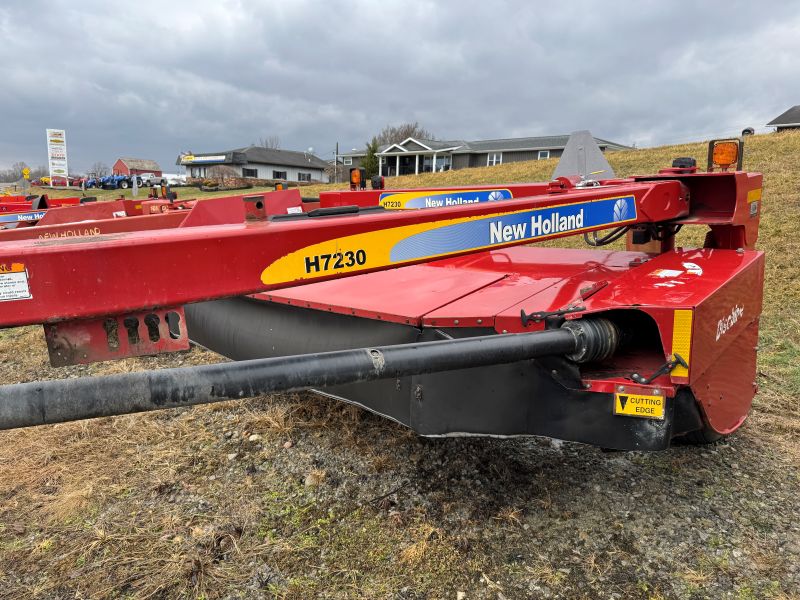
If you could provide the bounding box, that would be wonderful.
[0,161,111,183]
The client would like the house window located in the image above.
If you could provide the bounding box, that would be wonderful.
[298,172,311,182]
[487,152,502,166]
[242,167,258,178]
[272,170,287,180]
[538,150,550,160]
[343,157,353,165]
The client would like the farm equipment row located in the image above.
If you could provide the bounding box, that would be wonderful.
[32,173,170,189]
[83,174,146,189]
[0,194,85,227]
[0,139,765,452]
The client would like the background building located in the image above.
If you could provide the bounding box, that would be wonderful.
[766,105,800,131]
[178,146,329,182]
[340,134,631,177]
[113,158,162,176]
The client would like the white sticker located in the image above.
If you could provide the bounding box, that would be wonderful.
[286,206,303,214]
[650,268,683,278]
[0,265,32,301]
[682,262,703,276]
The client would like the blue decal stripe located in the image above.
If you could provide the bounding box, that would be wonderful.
[390,196,636,262]
[380,188,513,208]
[0,211,46,224]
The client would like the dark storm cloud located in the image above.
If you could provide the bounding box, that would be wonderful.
[0,0,798,172]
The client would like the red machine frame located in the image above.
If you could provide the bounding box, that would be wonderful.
[0,165,765,447]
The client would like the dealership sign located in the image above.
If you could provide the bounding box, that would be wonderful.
[181,154,226,164]
[46,129,68,179]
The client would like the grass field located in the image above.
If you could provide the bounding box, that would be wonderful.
[2,131,799,599]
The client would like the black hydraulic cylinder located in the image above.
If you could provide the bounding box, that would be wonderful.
[0,329,581,430]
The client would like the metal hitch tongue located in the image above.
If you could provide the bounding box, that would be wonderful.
[0,319,618,430]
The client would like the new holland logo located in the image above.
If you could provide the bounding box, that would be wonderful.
[487,190,506,201]
[613,198,630,222]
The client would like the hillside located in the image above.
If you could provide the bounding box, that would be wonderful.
[1,132,798,599]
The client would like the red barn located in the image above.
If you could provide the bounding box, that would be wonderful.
[112,158,162,176]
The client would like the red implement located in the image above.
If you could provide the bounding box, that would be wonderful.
[0,154,766,449]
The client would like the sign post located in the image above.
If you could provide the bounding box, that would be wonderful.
[46,129,68,186]
[20,166,31,192]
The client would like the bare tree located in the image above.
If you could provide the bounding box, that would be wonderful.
[208,165,239,179]
[0,162,25,182]
[89,162,110,177]
[29,165,48,180]
[376,122,435,145]
[258,136,281,149]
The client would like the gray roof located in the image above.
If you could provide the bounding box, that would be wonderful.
[119,157,161,171]
[455,135,631,153]
[766,105,800,127]
[456,136,569,152]
[341,134,631,157]
[237,146,328,169]
[176,146,328,169]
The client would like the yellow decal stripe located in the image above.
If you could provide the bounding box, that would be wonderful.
[260,195,636,286]
[671,309,693,377]
[262,212,486,285]
[746,188,762,203]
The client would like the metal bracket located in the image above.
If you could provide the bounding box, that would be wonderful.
[631,354,688,385]
[44,307,189,367]
[521,305,585,327]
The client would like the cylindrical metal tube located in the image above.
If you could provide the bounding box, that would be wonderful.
[0,329,580,430]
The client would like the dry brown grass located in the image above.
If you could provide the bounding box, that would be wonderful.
[493,506,524,527]
[398,523,442,566]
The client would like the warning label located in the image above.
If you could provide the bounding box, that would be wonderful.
[0,263,31,301]
[614,393,665,420]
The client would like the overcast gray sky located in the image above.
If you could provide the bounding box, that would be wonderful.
[1,0,798,173]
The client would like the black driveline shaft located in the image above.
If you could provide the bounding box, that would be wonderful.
[0,329,580,430]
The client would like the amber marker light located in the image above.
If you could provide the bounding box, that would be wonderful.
[712,141,739,170]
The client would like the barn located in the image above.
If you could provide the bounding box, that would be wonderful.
[112,158,163,177]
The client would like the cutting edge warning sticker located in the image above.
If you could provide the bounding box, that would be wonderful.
[613,393,665,420]
[0,262,32,302]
